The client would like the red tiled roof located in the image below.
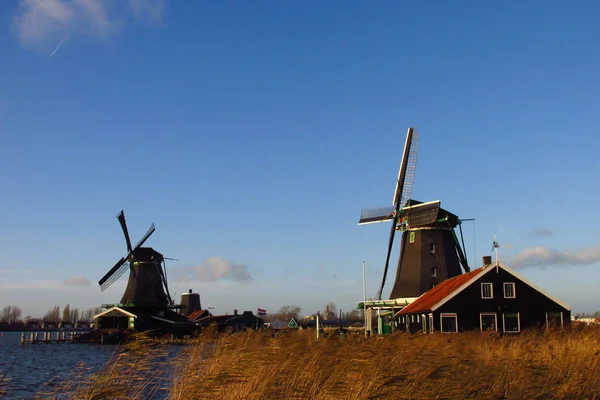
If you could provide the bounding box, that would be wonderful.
[397,266,488,315]
[187,309,209,321]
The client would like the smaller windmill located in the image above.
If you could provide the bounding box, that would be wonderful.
[358,128,472,300]
[98,210,173,308]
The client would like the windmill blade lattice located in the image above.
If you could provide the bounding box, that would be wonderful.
[117,211,133,253]
[97,210,156,291]
[134,223,155,250]
[396,128,418,207]
[376,127,419,300]
[99,258,130,291]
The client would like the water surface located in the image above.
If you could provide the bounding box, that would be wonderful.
[0,332,117,399]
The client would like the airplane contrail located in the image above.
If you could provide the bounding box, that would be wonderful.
[50,32,72,57]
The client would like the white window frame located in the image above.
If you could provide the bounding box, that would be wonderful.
[481,282,493,299]
[479,312,498,331]
[546,312,564,328]
[503,282,516,298]
[439,313,458,333]
[502,312,520,333]
[422,314,427,333]
[429,314,434,334]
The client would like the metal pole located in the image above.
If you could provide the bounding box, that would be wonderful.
[316,312,320,339]
[496,245,499,266]
[458,222,469,271]
[362,261,367,338]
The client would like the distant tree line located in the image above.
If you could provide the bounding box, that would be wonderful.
[574,311,600,319]
[0,305,22,324]
[0,304,103,326]
[262,303,361,323]
[262,305,303,322]
[319,302,360,321]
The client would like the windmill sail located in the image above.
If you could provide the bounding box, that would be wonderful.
[358,128,469,301]
[97,210,170,307]
[375,127,418,300]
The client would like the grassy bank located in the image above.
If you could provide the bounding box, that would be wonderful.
[40,325,600,399]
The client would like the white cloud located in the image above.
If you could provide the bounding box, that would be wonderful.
[195,257,253,282]
[64,275,92,286]
[175,257,253,283]
[512,243,600,269]
[12,0,166,53]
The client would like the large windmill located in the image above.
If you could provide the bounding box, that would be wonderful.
[358,128,471,300]
[98,210,173,307]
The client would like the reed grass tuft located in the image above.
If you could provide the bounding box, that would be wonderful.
[39,324,600,399]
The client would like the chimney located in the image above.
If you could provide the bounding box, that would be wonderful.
[180,289,202,316]
[482,256,492,266]
[234,309,238,316]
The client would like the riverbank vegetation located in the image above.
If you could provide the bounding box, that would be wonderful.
[0,304,102,331]
[35,323,600,399]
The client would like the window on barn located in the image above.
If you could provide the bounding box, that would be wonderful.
[431,266,437,277]
[503,282,516,298]
[416,315,420,323]
[440,313,458,333]
[422,314,427,333]
[480,313,497,331]
[429,243,436,255]
[502,312,520,333]
[481,283,493,299]
[546,312,563,328]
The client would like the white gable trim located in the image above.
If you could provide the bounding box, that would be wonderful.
[93,307,137,320]
[431,265,495,311]
[499,263,571,311]
[431,262,571,312]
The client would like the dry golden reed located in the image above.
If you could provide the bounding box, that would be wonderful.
[40,324,600,399]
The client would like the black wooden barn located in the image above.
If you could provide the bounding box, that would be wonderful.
[396,256,571,333]
[195,310,264,332]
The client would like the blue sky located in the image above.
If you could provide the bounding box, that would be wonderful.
[1,0,599,318]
